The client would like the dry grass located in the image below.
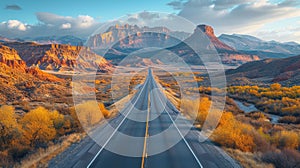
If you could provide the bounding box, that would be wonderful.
[224,148,274,168]
[15,133,85,168]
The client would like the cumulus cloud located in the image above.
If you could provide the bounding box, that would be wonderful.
[0,13,102,39]
[168,0,300,36]
[36,12,96,29]
[5,5,22,11]
[1,20,28,31]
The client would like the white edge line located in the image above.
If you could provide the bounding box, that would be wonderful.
[87,76,150,168]
[151,75,204,168]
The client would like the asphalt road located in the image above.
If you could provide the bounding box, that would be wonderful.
[49,69,241,168]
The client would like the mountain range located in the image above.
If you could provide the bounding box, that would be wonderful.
[86,24,260,66]
[86,24,189,49]
[25,35,85,46]
[1,42,112,72]
[1,24,300,71]
[168,25,260,65]
[219,34,300,58]
[226,55,300,85]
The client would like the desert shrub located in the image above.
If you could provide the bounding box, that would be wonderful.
[271,131,299,149]
[246,112,266,120]
[8,144,30,161]
[278,116,297,124]
[49,110,69,136]
[252,128,273,153]
[74,101,110,128]
[180,97,211,125]
[212,112,256,152]
[262,148,300,168]
[0,150,13,167]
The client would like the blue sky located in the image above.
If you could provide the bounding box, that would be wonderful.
[0,0,174,24]
[0,0,300,43]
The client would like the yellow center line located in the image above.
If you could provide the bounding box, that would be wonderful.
[141,83,151,168]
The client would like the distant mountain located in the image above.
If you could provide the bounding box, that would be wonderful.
[87,24,259,66]
[169,25,260,65]
[219,34,300,58]
[24,35,85,46]
[0,36,23,43]
[226,55,300,85]
[3,42,112,72]
[87,24,188,49]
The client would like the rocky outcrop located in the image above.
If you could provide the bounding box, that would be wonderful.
[0,62,66,104]
[0,45,26,69]
[4,42,112,72]
[25,66,62,82]
[170,24,260,65]
[197,25,235,51]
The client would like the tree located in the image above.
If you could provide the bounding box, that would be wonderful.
[21,107,56,147]
[50,110,66,136]
[0,106,21,150]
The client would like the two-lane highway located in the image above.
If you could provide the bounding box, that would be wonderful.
[51,69,241,168]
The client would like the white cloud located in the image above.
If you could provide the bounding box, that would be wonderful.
[60,23,72,29]
[36,12,96,29]
[0,13,102,39]
[76,15,94,28]
[169,0,300,36]
[6,20,27,31]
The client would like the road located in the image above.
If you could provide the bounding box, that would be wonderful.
[49,69,241,168]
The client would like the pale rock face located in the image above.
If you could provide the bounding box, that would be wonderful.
[86,24,181,49]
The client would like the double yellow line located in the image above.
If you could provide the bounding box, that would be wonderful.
[141,82,151,168]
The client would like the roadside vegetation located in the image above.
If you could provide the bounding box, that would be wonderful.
[0,71,145,167]
[181,96,300,168]
[157,72,300,168]
[0,101,109,167]
[228,83,300,123]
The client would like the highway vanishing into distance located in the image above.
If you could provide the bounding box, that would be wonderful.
[50,69,241,168]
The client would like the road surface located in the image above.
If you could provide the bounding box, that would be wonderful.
[49,69,241,168]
